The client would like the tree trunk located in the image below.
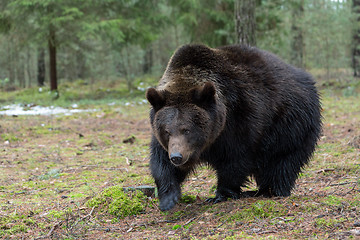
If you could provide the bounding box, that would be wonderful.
[48,26,58,93]
[353,0,360,77]
[17,53,25,88]
[26,48,32,88]
[125,46,134,91]
[291,0,304,68]
[143,46,153,74]
[76,51,86,79]
[235,0,256,46]
[37,48,45,86]
[7,38,15,86]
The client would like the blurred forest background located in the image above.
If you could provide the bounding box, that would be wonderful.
[0,0,358,96]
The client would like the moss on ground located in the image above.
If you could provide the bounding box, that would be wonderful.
[87,185,147,218]
[229,200,288,223]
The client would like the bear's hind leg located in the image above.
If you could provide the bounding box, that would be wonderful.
[255,150,308,197]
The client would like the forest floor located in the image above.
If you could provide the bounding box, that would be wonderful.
[0,82,359,239]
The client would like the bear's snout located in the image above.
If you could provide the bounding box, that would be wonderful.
[170,152,183,165]
[168,136,190,166]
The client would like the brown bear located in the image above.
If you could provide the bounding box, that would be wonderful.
[146,44,322,211]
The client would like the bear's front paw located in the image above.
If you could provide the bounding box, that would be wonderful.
[159,191,180,211]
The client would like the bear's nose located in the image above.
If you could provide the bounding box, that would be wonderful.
[170,152,183,165]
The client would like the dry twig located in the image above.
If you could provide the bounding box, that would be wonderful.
[69,206,95,231]
[35,221,63,239]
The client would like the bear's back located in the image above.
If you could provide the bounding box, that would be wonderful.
[158,44,316,102]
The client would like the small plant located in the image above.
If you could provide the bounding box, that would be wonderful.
[0,77,9,85]
[38,169,61,180]
[180,194,196,204]
[246,200,284,218]
[322,195,344,207]
[315,218,345,229]
[342,86,357,97]
[229,200,287,222]
[1,133,19,142]
[47,209,67,220]
[172,224,182,230]
[87,185,147,218]
[0,213,34,238]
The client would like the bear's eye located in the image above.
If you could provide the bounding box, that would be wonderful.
[182,129,190,135]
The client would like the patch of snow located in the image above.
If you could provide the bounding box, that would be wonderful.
[138,99,148,105]
[0,104,96,116]
[137,87,146,91]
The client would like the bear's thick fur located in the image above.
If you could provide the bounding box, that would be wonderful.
[146,44,322,211]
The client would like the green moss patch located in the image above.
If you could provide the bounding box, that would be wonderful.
[180,194,197,204]
[229,200,288,222]
[87,185,148,218]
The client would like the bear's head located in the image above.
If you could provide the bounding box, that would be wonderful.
[146,82,226,168]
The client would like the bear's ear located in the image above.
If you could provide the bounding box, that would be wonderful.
[192,82,216,105]
[146,88,165,111]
